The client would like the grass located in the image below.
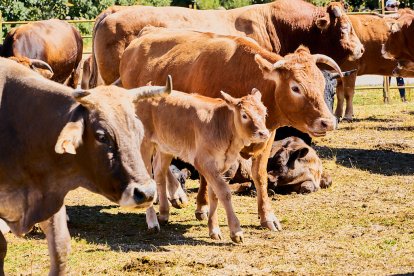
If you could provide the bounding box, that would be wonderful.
[3,88,414,275]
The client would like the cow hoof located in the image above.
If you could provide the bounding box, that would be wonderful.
[342,116,353,122]
[147,225,160,234]
[170,197,188,209]
[210,229,223,240]
[231,232,244,244]
[157,214,169,225]
[260,216,282,231]
[195,210,209,221]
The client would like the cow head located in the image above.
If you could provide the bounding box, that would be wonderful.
[255,46,339,137]
[382,13,414,74]
[54,84,171,208]
[316,2,364,61]
[267,137,323,194]
[8,56,54,79]
[221,88,270,145]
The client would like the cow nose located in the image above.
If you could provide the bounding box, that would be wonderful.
[316,118,335,131]
[258,129,270,140]
[133,182,155,205]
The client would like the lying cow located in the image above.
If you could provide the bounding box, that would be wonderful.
[0,19,83,88]
[89,0,363,87]
[135,76,269,242]
[119,27,341,231]
[0,58,172,275]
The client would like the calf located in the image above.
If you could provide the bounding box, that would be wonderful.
[0,58,170,275]
[135,76,269,243]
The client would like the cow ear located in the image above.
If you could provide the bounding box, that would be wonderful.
[287,147,309,169]
[220,90,240,107]
[255,54,279,80]
[73,90,97,110]
[55,106,85,155]
[316,14,330,30]
[251,88,262,101]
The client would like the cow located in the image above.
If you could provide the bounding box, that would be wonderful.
[0,19,83,88]
[382,11,414,74]
[135,76,269,242]
[88,0,363,88]
[335,13,414,120]
[0,57,173,275]
[5,56,54,79]
[119,27,341,231]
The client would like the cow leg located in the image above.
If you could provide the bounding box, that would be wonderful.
[251,130,282,231]
[335,79,345,119]
[195,176,209,221]
[166,168,189,209]
[145,207,160,233]
[153,152,172,224]
[39,205,71,276]
[0,230,6,276]
[207,184,222,240]
[343,73,357,121]
[196,161,242,243]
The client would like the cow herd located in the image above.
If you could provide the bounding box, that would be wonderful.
[0,0,413,274]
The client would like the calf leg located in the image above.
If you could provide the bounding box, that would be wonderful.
[251,130,282,231]
[195,176,209,221]
[0,231,6,276]
[39,205,71,276]
[166,168,189,209]
[207,185,222,240]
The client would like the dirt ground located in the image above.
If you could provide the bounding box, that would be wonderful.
[3,88,414,275]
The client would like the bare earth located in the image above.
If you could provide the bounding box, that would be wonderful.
[4,88,414,275]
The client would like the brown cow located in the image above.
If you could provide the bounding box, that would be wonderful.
[382,11,414,73]
[136,76,269,242]
[0,19,83,88]
[335,13,414,120]
[119,27,341,231]
[89,0,363,88]
[0,58,172,274]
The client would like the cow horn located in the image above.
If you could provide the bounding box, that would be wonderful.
[73,90,91,99]
[332,6,342,18]
[29,59,53,74]
[313,54,343,77]
[130,75,172,101]
[330,68,357,79]
[273,59,286,69]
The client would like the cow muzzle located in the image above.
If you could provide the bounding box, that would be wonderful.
[119,180,156,208]
[308,116,337,137]
[253,129,271,142]
[349,44,364,61]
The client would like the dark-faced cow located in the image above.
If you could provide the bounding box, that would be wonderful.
[0,58,172,274]
[119,28,341,231]
[88,0,363,88]
[0,19,83,88]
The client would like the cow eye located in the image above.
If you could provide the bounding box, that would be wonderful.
[96,130,109,144]
[241,112,248,120]
[291,86,300,94]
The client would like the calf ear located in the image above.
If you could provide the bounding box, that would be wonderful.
[287,147,309,169]
[255,54,279,80]
[55,106,85,155]
[251,88,262,101]
[220,91,240,107]
[316,14,330,30]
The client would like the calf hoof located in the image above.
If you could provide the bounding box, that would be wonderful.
[157,214,169,225]
[209,228,223,240]
[147,225,160,234]
[195,210,209,221]
[170,196,188,209]
[260,214,282,231]
[230,232,244,244]
[299,181,316,194]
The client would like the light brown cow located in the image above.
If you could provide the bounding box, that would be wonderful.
[0,58,172,275]
[89,0,363,88]
[119,28,341,231]
[382,11,414,73]
[7,56,54,79]
[335,13,414,120]
[0,19,83,88]
[135,76,269,242]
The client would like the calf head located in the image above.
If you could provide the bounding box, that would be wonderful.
[267,137,323,194]
[221,88,270,145]
[382,13,414,74]
[255,46,339,137]
[316,2,364,61]
[8,56,54,79]
[55,83,171,208]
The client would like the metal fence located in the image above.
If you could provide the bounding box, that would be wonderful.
[0,2,413,99]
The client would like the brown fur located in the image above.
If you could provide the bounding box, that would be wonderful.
[0,19,83,88]
[91,0,363,86]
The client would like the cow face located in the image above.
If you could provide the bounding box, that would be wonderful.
[316,2,364,61]
[255,46,338,137]
[55,86,156,208]
[221,88,270,145]
[382,14,414,73]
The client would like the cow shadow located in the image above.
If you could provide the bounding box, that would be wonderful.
[315,146,414,176]
[58,205,228,252]
[349,116,397,123]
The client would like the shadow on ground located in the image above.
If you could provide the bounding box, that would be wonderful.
[62,205,224,252]
[316,146,414,176]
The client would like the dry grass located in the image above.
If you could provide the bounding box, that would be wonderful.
[4,88,414,275]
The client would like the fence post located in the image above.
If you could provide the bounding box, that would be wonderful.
[380,0,390,103]
[0,11,3,44]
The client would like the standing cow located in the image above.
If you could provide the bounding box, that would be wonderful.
[119,28,341,231]
[0,19,83,88]
[0,58,171,275]
[86,0,363,88]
